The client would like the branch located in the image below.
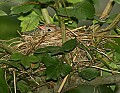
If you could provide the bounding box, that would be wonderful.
[61,74,120,92]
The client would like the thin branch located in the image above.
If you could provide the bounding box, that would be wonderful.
[13,70,16,93]
[92,66,120,74]
[29,75,40,86]
[62,74,120,92]
[100,0,115,19]
[58,75,69,93]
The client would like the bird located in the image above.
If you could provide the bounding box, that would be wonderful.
[23,24,60,36]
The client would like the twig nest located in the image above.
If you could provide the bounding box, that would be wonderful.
[11,25,94,67]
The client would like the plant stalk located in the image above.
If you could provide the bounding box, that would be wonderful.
[41,8,51,24]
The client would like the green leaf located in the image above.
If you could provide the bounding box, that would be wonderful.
[34,54,42,61]
[114,0,120,4]
[58,7,75,17]
[58,1,95,20]
[20,56,31,69]
[42,54,72,80]
[35,46,62,56]
[17,80,30,93]
[45,63,72,80]
[0,68,9,93]
[9,52,23,61]
[27,55,39,63]
[74,1,95,19]
[33,8,44,17]
[0,10,7,16]
[35,48,48,54]
[7,61,21,70]
[42,54,59,67]
[45,46,61,53]
[78,68,100,81]
[20,55,39,69]
[61,64,72,77]
[60,39,77,52]
[45,65,60,80]
[20,55,40,69]
[35,46,60,54]
[18,11,41,32]
[10,4,35,14]
[67,0,81,4]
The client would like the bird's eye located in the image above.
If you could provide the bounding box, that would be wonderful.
[47,28,52,31]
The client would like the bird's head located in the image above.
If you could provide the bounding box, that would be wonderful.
[38,24,60,32]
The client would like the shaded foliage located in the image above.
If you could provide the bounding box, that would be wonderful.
[0,0,120,93]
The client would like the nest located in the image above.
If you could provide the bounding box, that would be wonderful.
[2,25,101,67]
[7,25,96,66]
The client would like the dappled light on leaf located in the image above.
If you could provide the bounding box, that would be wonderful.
[18,11,41,32]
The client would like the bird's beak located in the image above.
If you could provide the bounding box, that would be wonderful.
[38,25,45,30]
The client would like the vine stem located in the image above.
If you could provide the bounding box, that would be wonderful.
[41,8,51,24]
[60,17,66,44]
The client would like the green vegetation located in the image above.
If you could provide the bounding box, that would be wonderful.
[0,0,120,93]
